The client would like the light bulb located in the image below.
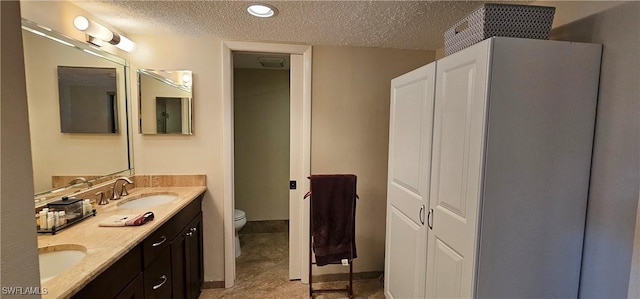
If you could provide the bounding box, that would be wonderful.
[73,15,114,42]
[115,35,136,52]
[247,4,277,18]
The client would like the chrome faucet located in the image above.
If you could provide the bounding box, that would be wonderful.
[111,177,134,200]
[68,177,92,188]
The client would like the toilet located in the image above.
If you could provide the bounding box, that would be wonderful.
[234,209,247,257]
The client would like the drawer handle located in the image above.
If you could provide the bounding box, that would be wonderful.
[152,275,167,290]
[190,227,197,233]
[152,235,167,247]
[186,231,193,237]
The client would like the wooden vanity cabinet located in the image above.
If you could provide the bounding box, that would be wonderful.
[72,195,204,299]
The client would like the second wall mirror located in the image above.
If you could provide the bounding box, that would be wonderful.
[138,69,193,135]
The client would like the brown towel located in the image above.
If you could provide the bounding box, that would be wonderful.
[310,174,357,266]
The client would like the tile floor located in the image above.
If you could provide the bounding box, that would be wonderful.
[199,232,385,299]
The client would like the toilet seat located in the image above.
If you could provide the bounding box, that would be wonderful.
[234,209,246,221]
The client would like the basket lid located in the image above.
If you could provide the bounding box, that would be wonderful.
[47,196,83,206]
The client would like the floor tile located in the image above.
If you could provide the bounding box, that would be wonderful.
[200,232,384,298]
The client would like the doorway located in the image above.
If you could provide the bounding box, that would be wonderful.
[222,41,312,288]
[232,52,291,284]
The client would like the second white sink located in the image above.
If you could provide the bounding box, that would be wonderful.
[117,194,178,209]
[40,245,86,282]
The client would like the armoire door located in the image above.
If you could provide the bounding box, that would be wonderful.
[425,40,490,298]
[384,63,436,299]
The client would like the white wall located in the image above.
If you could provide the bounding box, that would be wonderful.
[546,2,640,298]
[311,46,433,273]
[233,69,290,221]
[1,0,41,295]
[127,33,226,282]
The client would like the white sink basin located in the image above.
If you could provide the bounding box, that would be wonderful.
[39,246,86,282]
[117,194,178,209]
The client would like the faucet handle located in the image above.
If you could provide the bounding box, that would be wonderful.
[111,186,120,200]
[120,182,131,197]
[95,191,108,205]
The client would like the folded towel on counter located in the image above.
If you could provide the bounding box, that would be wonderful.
[99,212,154,227]
[310,174,357,266]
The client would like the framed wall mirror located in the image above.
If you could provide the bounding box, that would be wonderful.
[57,66,119,133]
[138,69,193,135]
[21,19,133,206]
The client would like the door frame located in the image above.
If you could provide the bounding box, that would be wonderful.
[222,41,312,287]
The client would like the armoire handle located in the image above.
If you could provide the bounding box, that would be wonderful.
[427,208,434,230]
[419,205,425,225]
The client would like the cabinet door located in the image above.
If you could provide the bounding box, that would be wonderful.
[171,229,188,299]
[115,273,144,299]
[426,40,490,298]
[172,212,204,299]
[384,63,436,299]
[72,245,142,299]
[186,213,204,299]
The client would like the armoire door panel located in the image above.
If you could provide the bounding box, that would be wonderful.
[432,63,477,218]
[385,63,436,299]
[385,206,427,299]
[426,40,490,299]
[387,184,422,224]
[433,238,464,299]
[391,78,430,193]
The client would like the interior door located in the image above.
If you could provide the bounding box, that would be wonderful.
[384,62,436,299]
[425,40,490,298]
[289,53,305,280]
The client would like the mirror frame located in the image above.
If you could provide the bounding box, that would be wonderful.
[22,18,134,208]
[137,69,194,135]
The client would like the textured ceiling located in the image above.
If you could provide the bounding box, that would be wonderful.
[70,0,532,51]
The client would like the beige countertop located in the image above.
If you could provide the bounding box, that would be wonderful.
[38,186,207,299]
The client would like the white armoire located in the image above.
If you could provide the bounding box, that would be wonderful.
[384,37,602,298]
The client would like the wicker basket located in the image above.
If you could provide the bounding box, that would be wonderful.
[444,4,555,55]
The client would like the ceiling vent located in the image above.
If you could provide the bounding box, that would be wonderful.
[258,57,285,68]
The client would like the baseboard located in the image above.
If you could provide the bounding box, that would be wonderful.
[201,272,382,289]
[239,220,289,234]
[311,271,383,283]
[202,280,225,289]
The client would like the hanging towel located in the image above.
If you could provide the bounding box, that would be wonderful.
[310,174,357,266]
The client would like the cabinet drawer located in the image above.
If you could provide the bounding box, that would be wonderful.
[144,247,173,299]
[143,196,202,267]
[142,222,174,268]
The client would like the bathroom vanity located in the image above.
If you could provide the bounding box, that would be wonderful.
[37,184,206,299]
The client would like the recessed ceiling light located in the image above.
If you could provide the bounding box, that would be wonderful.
[247,4,278,18]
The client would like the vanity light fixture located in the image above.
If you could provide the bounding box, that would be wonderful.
[73,16,136,52]
[247,3,278,18]
[182,74,192,83]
